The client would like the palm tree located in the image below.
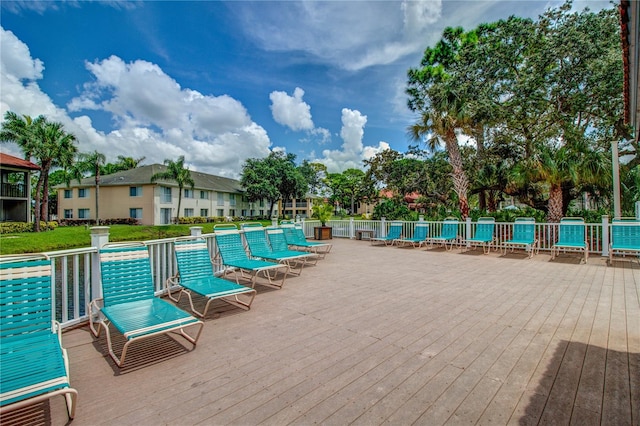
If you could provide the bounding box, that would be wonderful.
[32,121,78,227]
[0,112,77,231]
[409,92,471,219]
[150,156,194,223]
[74,151,106,225]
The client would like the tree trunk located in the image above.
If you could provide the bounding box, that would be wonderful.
[33,172,44,232]
[445,129,470,219]
[546,184,563,223]
[176,188,182,224]
[40,164,51,223]
[95,173,100,226]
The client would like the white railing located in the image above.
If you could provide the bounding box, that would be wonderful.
[22,216,625,330]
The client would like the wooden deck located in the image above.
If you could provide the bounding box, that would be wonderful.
[3,239,638,425]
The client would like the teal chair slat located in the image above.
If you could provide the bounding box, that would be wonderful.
[426,219,458,250]
[371,221,403,246]
[396,223,429,247]
[551,218,588,263]
[213,229,288,289]
[609,219,640,265]
[0,256,77,419]
[91,244,203,367]
[461,218,495,254]
[170,239,256,316]
[501,218,538,258]
[280,225,331,257]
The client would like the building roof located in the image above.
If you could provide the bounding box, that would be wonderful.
[58,164,243,193]
[0,152,40,170]
[620,0,639,139]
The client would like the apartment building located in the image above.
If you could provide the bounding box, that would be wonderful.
[56,164,274,225]
[0,153,40,223]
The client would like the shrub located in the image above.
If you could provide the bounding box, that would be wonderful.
[0,221,58,234]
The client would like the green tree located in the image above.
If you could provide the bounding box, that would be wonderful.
[240,152,308,217]
[73,150,107,224]
[150,156,194,223]
[407,27,476,219]
[1,112,78,230]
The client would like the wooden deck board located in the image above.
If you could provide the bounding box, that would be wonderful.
[4,238,637,426]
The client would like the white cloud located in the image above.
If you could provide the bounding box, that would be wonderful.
[270,87,314,131]
[0,29,273,178]
[315,108,389,172]
[270,86,332,146]
[235,0,442,71]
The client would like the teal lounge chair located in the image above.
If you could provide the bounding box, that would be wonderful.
[0,255,78,419]
[242,224,313,275]
[266,227,319,265]
[551,217,589,263]
[167,238,257,317]
[396,222,429,248]
[89,243,204,367]
[608,218,640,265]
[425,218,459,251]
[501,217,539,258]
[370,221,403,246]
[280,223,332,258]
[461,217,495,254]
[213,225,289,289]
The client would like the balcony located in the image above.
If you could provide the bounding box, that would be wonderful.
[0,182,27,198]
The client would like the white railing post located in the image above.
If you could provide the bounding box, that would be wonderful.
[381,217,387,238]
[190,226,202,237]
[349,217,355,239]
[90,226,110,301]
[601,216,609,257]
[465,217,472,247]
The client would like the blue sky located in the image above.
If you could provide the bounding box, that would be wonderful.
[1,0,611,178]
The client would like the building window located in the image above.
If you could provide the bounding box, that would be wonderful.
[229,194,236,206]
[259,209,264,216]
[78,188,88,198]
[160,208,172,225]
[129,208,142,219]
[161,187,172,203]
[184,189,194,199]
[129,186,142,197]
[229,209,236,217]
[259,199,264,207]
[200,190,208,200]
[64,189,72,199]
[217,193,224,206]
[217,209,224,217]
[64,209,73,219]
[78,208,90,219]
[200,209,208,217]
[184,208,194,217]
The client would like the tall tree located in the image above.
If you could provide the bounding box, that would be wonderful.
[406,27,476,219]
[1,112,77,230]
[150,156,194,223]
[74,151,107,225]
[240,152,307,217]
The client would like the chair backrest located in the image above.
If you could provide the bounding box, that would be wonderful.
[0,255,53,340]
[413,223,429,240]
[474,217,495,240]
[294,224,309,241]
[611,218,640,248]
[513,217,535,241]
[174,238,214,282]
[214,229,252,264]
[441,218,458,239]
[281,225,301,245]
[99,244,155,307]
[242,225,272,254]
[387,221,403,238]
[558,217,585,243]
[266,228,290,252]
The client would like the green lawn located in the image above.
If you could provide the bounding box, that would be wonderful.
[0,222,273,255]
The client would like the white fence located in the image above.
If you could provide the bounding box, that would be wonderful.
[36,217,620,330]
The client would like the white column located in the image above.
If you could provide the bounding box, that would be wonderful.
[90,226,110,301]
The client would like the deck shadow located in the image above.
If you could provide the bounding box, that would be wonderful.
[519,340,639,425]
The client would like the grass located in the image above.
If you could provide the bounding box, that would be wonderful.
[0,221,273,255]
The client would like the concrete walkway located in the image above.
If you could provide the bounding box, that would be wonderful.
[3,238,638,425]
